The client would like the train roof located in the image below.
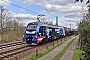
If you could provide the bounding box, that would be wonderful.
[28,22,62,29]
[41,24,59,28]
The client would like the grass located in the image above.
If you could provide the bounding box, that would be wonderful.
[23,35,75,60]
[72,50,83,60]
[72,40,84,60]
[0,31,23,43]
[52,37,77,60]
[5,39,18,43]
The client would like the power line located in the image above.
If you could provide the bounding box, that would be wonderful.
[1,0,56,24]
[1,0,40,14]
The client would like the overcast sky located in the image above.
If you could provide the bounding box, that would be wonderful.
[0,0,88,29]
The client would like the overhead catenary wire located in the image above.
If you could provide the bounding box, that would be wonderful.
[2,0,55,21]
[1,0,56,24]
[1,0,40,14]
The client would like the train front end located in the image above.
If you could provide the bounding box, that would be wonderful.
[22,22,40,45]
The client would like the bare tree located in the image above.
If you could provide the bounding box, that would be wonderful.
[75,0,90,12]
[0,6,12,41]
[0,7,12,31]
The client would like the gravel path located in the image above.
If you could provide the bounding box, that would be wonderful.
[37,36,77,60]
[59,37,78,60]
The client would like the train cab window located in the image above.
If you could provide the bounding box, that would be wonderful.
[27,25,36,30]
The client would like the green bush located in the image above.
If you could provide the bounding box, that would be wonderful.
[78,12,90,60]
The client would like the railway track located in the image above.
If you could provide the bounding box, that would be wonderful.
[0,36,71,60]
[0,41,34,60]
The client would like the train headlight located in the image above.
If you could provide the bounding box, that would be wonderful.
[31,31,35,34]
[23,35,24,37]
[26,31,30,34]
[26,31,35,34]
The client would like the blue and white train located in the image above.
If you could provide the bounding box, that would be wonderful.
[22,22,72,45]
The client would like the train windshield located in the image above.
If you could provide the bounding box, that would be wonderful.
[27,25,37,31]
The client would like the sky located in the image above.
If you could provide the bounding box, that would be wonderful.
[0,0,88,29]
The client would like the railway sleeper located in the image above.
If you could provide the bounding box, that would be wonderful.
[0,45,28,55]
[16,43,22,45]
[11,44,17,46]
[0,47,32,58]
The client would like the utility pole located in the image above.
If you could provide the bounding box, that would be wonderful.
[0,6,2,41]
[0,6,4,41]
[0,6,2,32]
[70,24,71,29]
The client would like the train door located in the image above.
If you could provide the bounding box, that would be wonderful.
[55,28,60,38]
[38,26,47,43]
